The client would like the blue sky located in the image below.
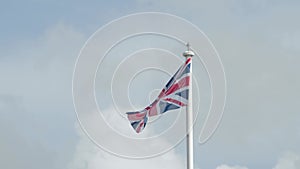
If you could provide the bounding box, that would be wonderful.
[1,1,300,169]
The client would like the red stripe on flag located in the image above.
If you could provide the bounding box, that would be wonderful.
[165,76,190,96]
[128,112,146,121]
[157,89,166,98]
[164,98,186,106]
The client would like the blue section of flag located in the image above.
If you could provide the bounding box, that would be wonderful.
[175,89,189,99]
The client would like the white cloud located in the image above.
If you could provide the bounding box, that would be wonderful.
[69,117,185,169]
[0,22,86,169]
[216,164,249,169]
[215,152,300,169]
[69,133,185,169]
[273,152,300,169]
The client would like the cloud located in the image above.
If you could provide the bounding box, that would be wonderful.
[273,152,300,169]
[0,22,86,169]
[69,130,185,169]
[216,165,249,169]
[68,108,185,169]
[215,152,300,169]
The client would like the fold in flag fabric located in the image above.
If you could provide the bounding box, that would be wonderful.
[126,58,191,133]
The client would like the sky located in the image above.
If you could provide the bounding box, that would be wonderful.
[0,0,300,169]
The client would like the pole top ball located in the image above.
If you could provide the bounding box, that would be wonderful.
[183,43,195,57]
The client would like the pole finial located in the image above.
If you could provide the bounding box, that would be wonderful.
[186,42,190,51]
[183,42,195,57]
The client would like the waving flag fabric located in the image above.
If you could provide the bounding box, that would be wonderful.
[126,58,191,133]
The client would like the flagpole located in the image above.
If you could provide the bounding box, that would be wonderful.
[183,43,194,169]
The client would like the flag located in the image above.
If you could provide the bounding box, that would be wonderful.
[126,57,191,133]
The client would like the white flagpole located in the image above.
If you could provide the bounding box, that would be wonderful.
[183,43,194,169]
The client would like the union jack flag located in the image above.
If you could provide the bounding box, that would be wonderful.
[126,57,191,133]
